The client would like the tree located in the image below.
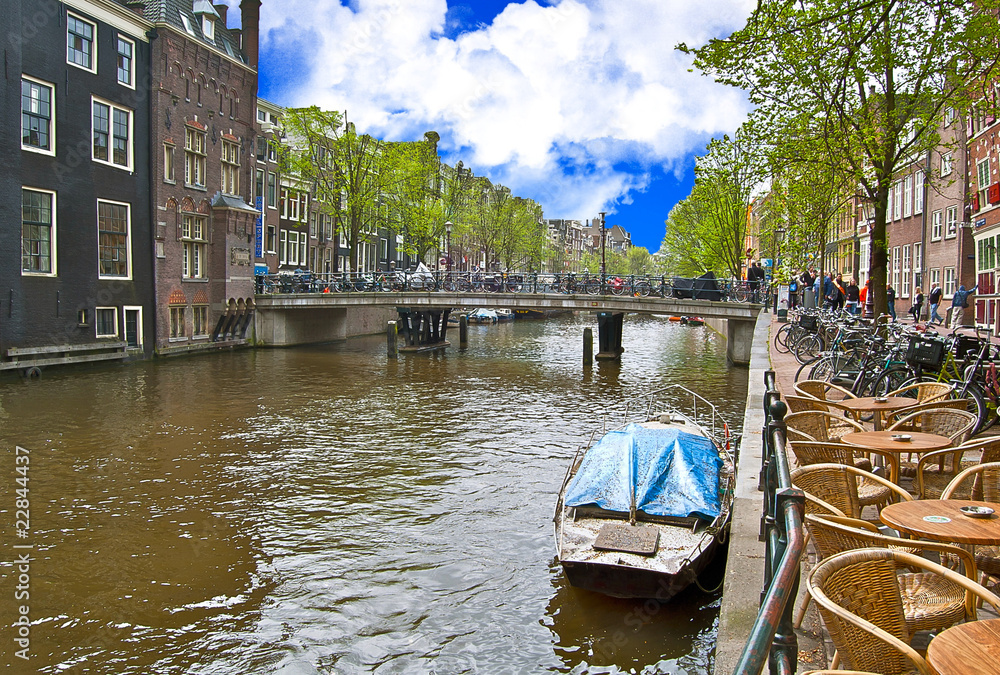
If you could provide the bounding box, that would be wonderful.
[682,0,1000,315]
[382,133,443,262]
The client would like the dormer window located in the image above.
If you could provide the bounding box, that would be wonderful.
[202,15,214,41]
[193,1,220,43]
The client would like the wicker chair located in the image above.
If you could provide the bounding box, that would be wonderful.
[789,441,897,503]
[791,463,912,520]
[913,436,1000,499]
[942,462,1000,587]
[804,514,979,635]
[795,379,859,401]
[886,381,953,404]
[885,408,977,444]
[786,410,867,444]
[808,549,1000,675]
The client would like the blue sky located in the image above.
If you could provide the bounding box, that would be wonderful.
[229,0,754,251]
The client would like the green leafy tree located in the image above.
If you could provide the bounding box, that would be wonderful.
[682,0,1000,315]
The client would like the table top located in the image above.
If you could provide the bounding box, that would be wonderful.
[880,499,1000,545]
[839,396,918,413]
[841,430,953,452]
[927,618,1000,675]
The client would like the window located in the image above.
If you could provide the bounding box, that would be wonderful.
[946,205,958,238]
[221,140,239,195]
[164,143,175,182]
[892,246,900,294]
[193,306,208,336]
[92,99,132,169]
[914,170,923,214]
[288,231,300,266]
[279,229,287,264]
[257,109,267,123]
[944,267,956,298]
[903,175,912,218]
[380,237,388,260]
[21,77,54,154]
[182,214,207,279]
[67,13,95,72]
[97,200,130,278]
[931,210,942,241]
[170,306,186,338]
[941,152,953,177]
[977,158,990,211]
[256,137,267,161]
[280,188,308,221]
[944,107,956,126]
[267,224,276,253]
[185,127,206,188]
[268,143,276,162]
[893,180,902,220]
[202,16,215,42]
[267,172,277,208]
[902,245,911,297]
[930,268,940,295]
[117,36,134,87]
[914,243,922,289]
[309,214,317,237]
[21,188,55,275]
[95,307,117,338]
[255,169,264,202]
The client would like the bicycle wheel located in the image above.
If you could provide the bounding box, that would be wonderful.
[733,287,749,303]
[951,380,989,435]
[773,324,794,354]
[804,355,838,382]
[794,334,824,363]
[584,279,601,295]
[871,367,916,398]
[634,281,652,297]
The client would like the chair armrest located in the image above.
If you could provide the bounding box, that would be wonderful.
[853,447,901,485]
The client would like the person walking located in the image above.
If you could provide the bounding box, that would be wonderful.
[887,284,897,321]
[909,286,924,322]
[813,270,822,308]
[830,273,846,312]
[950,284,978,329]
[928,283,943,325]
[845,278,860,314]
[748,262,763,303]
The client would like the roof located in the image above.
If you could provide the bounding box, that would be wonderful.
[211,192,259,213]
[137,0,247,65]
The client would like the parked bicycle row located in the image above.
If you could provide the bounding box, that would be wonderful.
[779,306,1000,434]
[254,269,770,301]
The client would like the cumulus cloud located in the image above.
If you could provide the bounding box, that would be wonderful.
[244,0,755,223]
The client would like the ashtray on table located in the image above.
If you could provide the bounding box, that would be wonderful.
[890,434,912,441]
[960,505,995,518]
[874,397,888,403]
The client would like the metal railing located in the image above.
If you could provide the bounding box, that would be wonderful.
[253,270,763,303]
[732,370,806,675]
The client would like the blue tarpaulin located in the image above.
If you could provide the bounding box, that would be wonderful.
[564,424,722,520]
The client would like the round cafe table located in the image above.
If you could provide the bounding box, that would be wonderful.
[841,430,953,453]
[880,499,1000,545]
[927,618,1000,675]
[839,396,918,430]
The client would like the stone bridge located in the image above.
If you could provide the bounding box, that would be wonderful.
[254,291,762,365]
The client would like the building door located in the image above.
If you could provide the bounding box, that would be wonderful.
[123,307,142,349]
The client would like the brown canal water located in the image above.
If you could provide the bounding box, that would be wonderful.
[0,314,748,674]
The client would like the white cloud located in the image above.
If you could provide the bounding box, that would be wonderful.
[254,0,755,220]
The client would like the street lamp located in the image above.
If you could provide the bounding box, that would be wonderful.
[599,211,607,277]
[445,221,453,272]
[774,227,786,313]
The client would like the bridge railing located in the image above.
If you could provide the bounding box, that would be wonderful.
[255,271,755,302]
[731,370,806,675]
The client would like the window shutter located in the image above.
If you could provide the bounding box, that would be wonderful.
[990,183,1000,205]
[974,193,981,212]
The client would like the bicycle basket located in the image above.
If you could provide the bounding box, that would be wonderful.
[799,315,818,331]
[905,335,945,367]
[954,335,982,359]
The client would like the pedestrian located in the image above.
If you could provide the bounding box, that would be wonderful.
[748,262,764,303]
[859,280,868,311]
[887,284,897,321]
[909,286,923,322]
[788,273,799,309]
[950,284,978,329]
[800,268,815,307]
[845,277,860,314]
[823,272,836,309]
[928,283,943,325]
[831,273,846,312]
[813,271,822,309]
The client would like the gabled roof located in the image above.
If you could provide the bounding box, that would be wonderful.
[137,0,247,65]
[211,192,258,212]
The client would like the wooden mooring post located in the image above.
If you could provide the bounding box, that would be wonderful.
[387,321,397,359]
[459,314,468,349]
[583,327,593,365]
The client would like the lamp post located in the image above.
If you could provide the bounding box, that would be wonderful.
[599,211,607,277]
[445,221,453,272]
[774,227,786,315]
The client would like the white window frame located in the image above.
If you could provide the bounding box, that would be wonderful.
[221,139,240,195]
[977,158,991,210]
[914,170,924,215]
[941,152,953,177]
[267,172,277,208]
[903,175,913,218]
[67,12,96,73]
[202,15,215,42]
[181,214,207,279]
[116,35,135,89]
[930,268,940,294]
[95,307,118,338]
[123,305,143,348]
[946,205,958,239]
[893,180,902,220]
[164,142,175,183]
[21,186,57,277]
[170,305,186,339]
[892,246,901,294]
[192,305,209,338]
[931,209,942,241]
[21,75,55,156]
[279,229,287,265]
[944,267,956,298]
[902,244,911,298]
[185,127,207,188]
[97,199,132,279]
[92,97,133,171]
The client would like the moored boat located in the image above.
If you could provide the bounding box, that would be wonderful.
[495,308,514,322]
[554,386,735,599]
[686,317,705,326]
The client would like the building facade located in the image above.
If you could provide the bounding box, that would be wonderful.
[3,0,155,364]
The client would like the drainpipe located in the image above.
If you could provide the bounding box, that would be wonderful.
[919,150,931,320]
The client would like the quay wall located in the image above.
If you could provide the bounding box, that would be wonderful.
[713,311,771,674]
[254,306,396,346]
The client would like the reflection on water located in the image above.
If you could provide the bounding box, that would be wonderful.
[0,314,747,674]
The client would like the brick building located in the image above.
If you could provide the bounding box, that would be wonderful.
[140,0,260,354]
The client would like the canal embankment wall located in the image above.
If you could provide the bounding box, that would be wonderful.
[255,306,396,346]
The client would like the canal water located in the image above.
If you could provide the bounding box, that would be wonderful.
[0,314,748,674]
